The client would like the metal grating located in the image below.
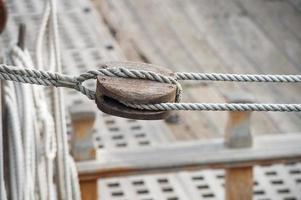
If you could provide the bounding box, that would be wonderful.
[178,163,301,200]
[99,173,190,200]
[93,113,174,150]
[2,0,175,150]
[1,0,301,199]
[100,163,301,200]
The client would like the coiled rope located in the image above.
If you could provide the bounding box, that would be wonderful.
[0,63,301,112]
[1,0,81,199]
[34,0,80,198]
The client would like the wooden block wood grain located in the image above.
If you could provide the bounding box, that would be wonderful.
[96,62,177,120]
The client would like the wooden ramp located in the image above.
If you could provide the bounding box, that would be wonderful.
[2,0,301,199]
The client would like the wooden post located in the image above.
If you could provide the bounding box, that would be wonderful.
[0,0,7,34]
[224,94,253,200]
[70,104,97,200]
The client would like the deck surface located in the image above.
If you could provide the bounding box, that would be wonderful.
[96,0,301,139]
[2,0,301,199]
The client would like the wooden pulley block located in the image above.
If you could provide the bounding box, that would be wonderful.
[95,62,177,120]
[0,0,7,34]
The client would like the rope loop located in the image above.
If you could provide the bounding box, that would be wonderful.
[73,83,95,100]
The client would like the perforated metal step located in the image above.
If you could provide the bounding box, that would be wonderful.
[1,0,301,199]
[100,163,301,200]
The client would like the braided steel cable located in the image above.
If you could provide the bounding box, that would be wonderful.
[1,63,301,112]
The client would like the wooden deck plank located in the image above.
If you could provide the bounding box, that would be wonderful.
[178,0,301,132]
[174,0,301,133]
[234,0,301,67]
[96,0,301,139]
[96,0,231,138]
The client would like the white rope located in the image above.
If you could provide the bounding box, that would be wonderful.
[10,47,36,200]
[5,82,24,200]
[0,63,300,112]
[36,2,50,69]
[0,129,7,200]
[36,0,81,199]
[175,72,301,82]
[11,45,57,200]
[2,0,80,199]
[35,3,58,199]
[33,113,47,200]
[48,0,73,198]
[0,47,7,200]
[68,155,81,200]
[122,102,301,112]
[0,72,7,200]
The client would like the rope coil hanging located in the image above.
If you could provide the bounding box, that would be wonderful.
[0,62,301,112]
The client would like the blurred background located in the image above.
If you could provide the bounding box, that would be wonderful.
[1,0,301,199]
